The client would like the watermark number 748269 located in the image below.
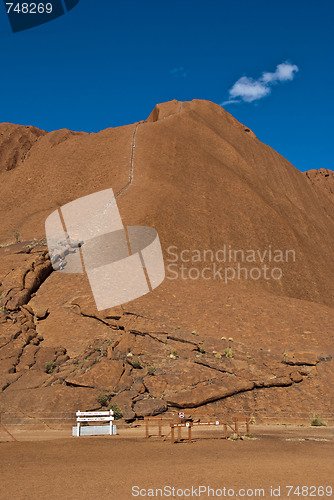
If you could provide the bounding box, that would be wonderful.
[3,0,81,33]
[6,3,53,14]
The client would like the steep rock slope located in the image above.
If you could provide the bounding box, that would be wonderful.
[0,100,333,423]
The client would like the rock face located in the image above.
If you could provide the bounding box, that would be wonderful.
[0,249,52,311]
[283,352,319,366]
[166,377,255,408]
[133,398,168,417]
[0,123,46,173]
[65,359,126,392]
[305,169,334,203]
[0,99,333,307]
[0,100,333,423]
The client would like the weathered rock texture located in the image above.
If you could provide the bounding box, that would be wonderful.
[0,100,333,424]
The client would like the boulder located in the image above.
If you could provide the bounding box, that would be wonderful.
[262,376,292,388]
[143,376,168,398]
[0,373,21,391]
[4,370,50,391]
[133,398,167,417]
[33,306,49,320]
[290,371,303,383]
[16,344,39,371]
[34,347,58,370]
[65,359,125,392]
[283,352,319,366]
[0,385,99,414]
[166,376,254,408]
[110,390,137,421]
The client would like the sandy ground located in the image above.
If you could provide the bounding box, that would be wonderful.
[0,425,333,499]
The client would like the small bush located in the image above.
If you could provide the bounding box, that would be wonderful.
[228,432,239,441]
[96,393,110,407]
[131,356,141,368]
[228,337,234,342]
[310,414,326,427]
[109,402,123,420]
[45,361,55,374]
[192,330,199,336]
[12,231,20,242]
[214,352,222,359]
[221,336,226,341]
[199,347,206,354]
[224,348,233,358]
[147,365,156,376]
[170,349,178,358]
[250,414,256,425]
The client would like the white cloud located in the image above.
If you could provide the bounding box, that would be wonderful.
[228,76,271,103]
[262,62,299,83]
[222,61,299,105]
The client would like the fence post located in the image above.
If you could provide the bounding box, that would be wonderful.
[234,417,238,435]
[109,410,114,435]
[188,423,192,443]
[178,417,181,441]
[246,417,250,434]
[171,425,175,444]
[158,417,162,437]
[145,418,149,438]
[0,412,17,441]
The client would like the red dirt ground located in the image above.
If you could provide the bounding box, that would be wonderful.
[0,426,333,499]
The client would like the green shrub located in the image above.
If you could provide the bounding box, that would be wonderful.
[147,365,156,376]
[45,361,55,374]
[170,349,178,359]
[199,347,206,354]
[109,402,123,419]
[310,414,326,427]
[12,231,20,242]
[224,348,233,358]
[131,356,141,368]
[96,392,110,407]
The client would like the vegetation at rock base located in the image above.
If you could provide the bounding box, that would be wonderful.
[45,361,56,374]
[109,402,123,420]
[131,356,142,369]
[310,414,326,426]
[224,347,233,358]
[96,392,110,407]
[147,365,156,375]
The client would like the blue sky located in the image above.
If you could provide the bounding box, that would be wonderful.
[0,0,333,172]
